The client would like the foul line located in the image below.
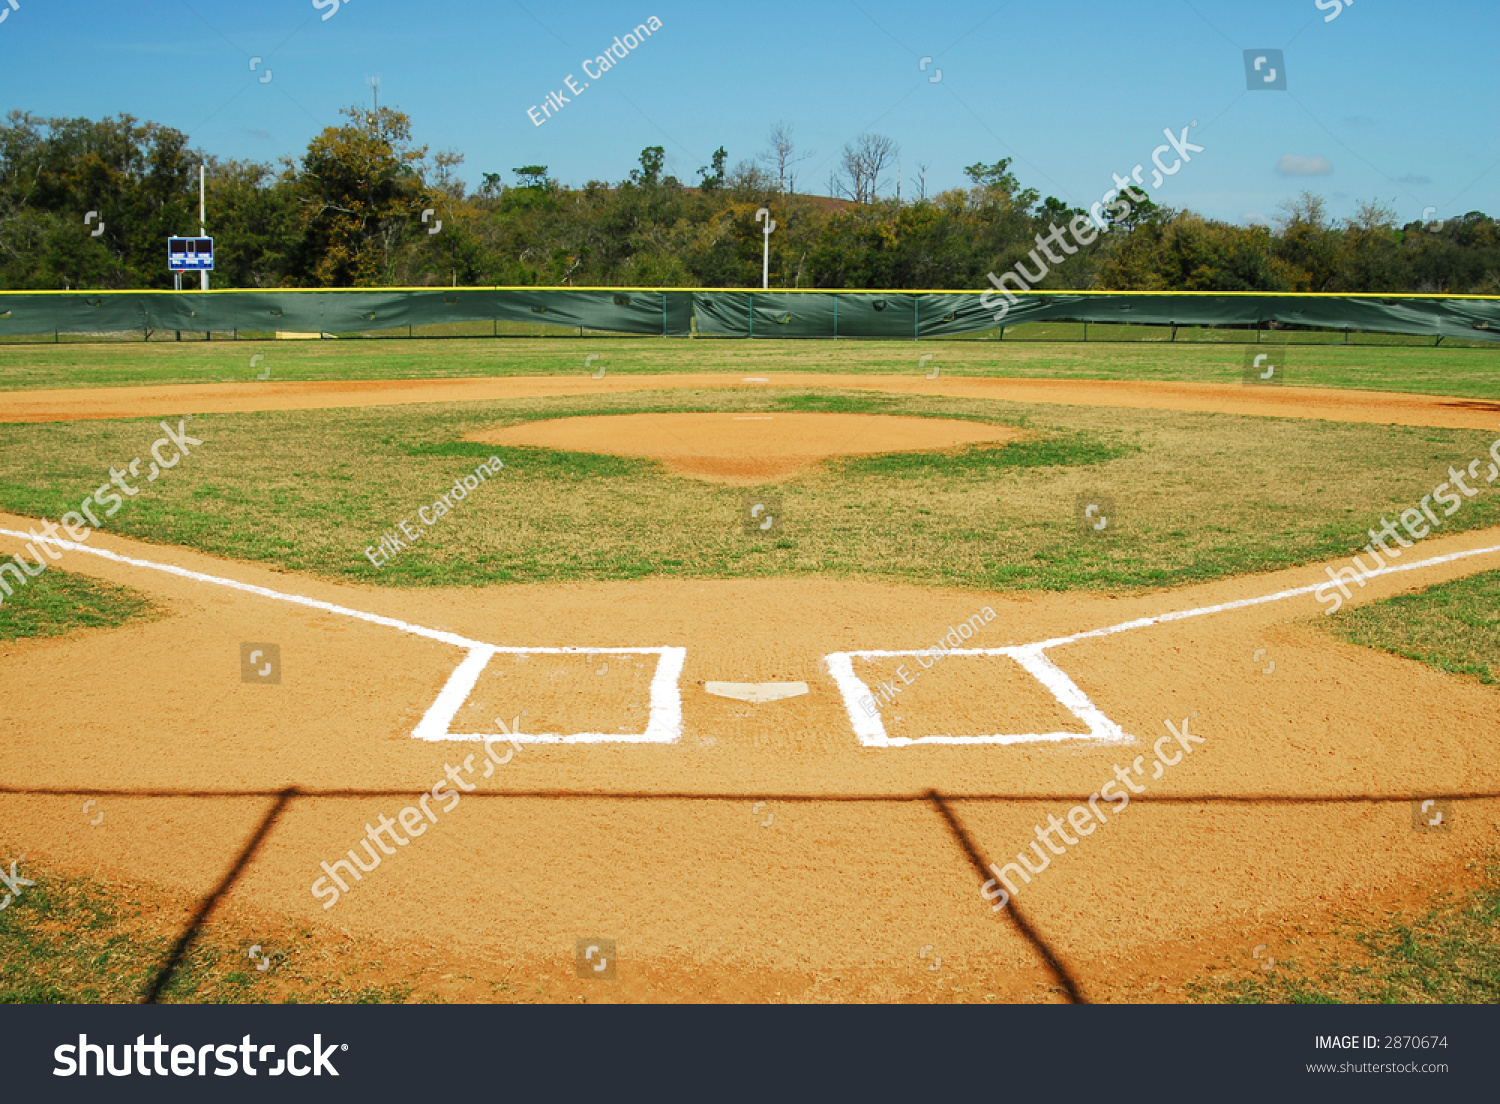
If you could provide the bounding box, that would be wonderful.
[0,528,684,745]
[5,529,1497,751]
[828,542,1500,748]
[0,528,489,650]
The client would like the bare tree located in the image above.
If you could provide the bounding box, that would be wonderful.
[727,158,774,197]
[834,133,899,203]
[759,121,812,195]
[430,149,466,200]
[916,162,930,202]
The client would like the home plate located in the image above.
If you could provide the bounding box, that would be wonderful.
[704,681,810,704]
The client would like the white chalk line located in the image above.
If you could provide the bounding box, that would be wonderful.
[0,528,685,745]
[6,528,1498,751]
[1030,541,1500,651]
[826,542,1500,748]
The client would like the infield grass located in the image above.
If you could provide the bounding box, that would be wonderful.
[1,389,1497,593]
[0,567,155,641]
[0,856,411,1004]
[1190,855,1500,1004]
[1327,569,1500,685]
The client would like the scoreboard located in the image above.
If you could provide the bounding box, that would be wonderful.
[168,236,214,272]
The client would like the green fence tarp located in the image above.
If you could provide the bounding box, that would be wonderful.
[0,288,694,338]
[0,289,1495,343]
[909,292,1500,343]
[693,292,1500,343]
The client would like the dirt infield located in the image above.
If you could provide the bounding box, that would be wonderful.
[4,367,1499,1003]
[3,373,1500,430]
[470,412,1028,482]
[3,514,1497,1002]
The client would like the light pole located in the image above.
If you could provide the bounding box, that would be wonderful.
[199,164,209,291]
[755,207,776,289]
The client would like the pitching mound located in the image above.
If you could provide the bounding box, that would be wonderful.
[468,412,1027,482]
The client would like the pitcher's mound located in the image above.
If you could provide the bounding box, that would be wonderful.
[470,412,1026,482]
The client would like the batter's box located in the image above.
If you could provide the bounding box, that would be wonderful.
[412,646,686,744]
[825,646,1129,747]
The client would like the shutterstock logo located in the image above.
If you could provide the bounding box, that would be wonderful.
[54,1034,345,1078]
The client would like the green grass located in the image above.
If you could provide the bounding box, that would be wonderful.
[0,567,155,641]
[0,857,410,1004]
[1190,856,1500,1004]
[1328,569,1500,684]
[0,333,1495,399]
[0,390,1497,593]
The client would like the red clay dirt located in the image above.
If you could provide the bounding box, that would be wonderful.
[4,373,1499,1002]
[2,373,1499,430]
[470,412,1029,482]
[3,515,1497,1004]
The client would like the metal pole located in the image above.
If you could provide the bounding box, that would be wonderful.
[755,208,775,290]
[199,165,208,292]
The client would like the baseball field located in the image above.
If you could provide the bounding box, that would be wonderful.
[1,333,1497,1005]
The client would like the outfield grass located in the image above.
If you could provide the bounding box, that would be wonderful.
[0,390,1497,593]
[0,567,155,641]
[1329,569,1500,685]
[1189,855,1500,1004]
[0,334,1495,399]
[0,857,410,1004]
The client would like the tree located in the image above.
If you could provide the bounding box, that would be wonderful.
[834,133,898,204]
[202,157,297,288]
[759,121,811,195]
[477,172,503,200]
[5,108,1498,294]
[0,110,201,288]
[512,165,549,189]
[1334,199,1405,292]
[1272,191,1340,291]
[698,147,727,192]
[962,158,1038,210]
[629,146,666,188]
[429,149,466,200]
[287,104,433,286]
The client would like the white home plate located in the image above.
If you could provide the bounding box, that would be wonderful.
[704,681,810,704]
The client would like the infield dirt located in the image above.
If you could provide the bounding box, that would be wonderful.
[3,514,1497,1003]
[2,373,1499,430]
[469,411,1028,482]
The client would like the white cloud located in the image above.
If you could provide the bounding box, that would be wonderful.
[1276,154,1333,176]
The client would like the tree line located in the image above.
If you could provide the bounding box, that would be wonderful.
[1,105,1495,294]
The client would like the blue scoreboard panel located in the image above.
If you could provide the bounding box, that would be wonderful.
[168,236,214,272]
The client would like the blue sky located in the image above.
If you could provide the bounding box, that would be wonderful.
[2,0,1496,227]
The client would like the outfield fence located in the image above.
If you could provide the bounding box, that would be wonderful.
[1,288,1496,346]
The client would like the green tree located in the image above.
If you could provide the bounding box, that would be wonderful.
[287,105,434,286]
[0,110,200,288]
[698,147,727,192]
[1271,191,1340,291]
